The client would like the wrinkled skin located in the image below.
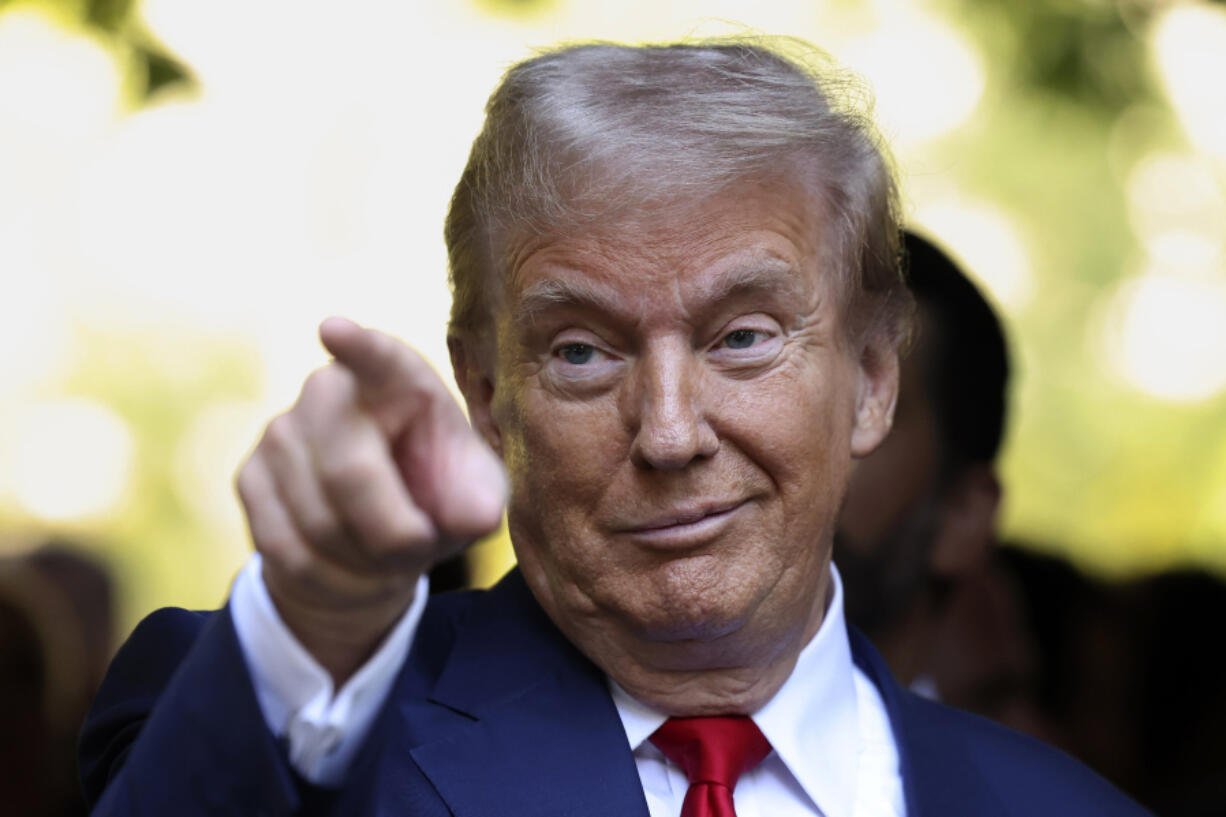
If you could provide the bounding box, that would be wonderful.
[453,183,899,715]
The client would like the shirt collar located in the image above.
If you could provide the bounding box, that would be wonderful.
[755,562,859,817]
[609,564,861,817]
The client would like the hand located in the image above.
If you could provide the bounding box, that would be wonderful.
[236,317,506,684]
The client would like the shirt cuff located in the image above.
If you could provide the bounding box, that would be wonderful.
[230,553,429,785]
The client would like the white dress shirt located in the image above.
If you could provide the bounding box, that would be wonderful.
[230,554,429,784]
[610,566,904,817]
[231,556,906,815]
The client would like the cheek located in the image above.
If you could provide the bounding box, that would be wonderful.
[720,362,857,501]
[498,386,625,547]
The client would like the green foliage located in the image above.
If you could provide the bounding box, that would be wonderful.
[946,0,1160,114]
[931,0,1226,577]
[5,0,195,100]
[1,328,263,635]
[471,0,561,19]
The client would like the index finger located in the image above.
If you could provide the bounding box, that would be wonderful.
[316,317,506,542]
[318,317,454,417]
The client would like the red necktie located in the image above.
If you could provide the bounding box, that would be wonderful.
[649,716,772,817]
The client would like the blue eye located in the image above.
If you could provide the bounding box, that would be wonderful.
[723,329,759,349]
[560,343,596,364]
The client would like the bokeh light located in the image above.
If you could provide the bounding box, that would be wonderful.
[171,399,265,536]
[1126,150,1226,269]
[0,7,124,200]
[1097,266,1226,402]
[839,9,985,148]
[0,229,75,395]
[912,196,1034,310]
[3,0,1226,636]
[4,398,135,522]
[1152,2,1226,163]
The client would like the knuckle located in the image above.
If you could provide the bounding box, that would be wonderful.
[368,518,431,556]
[259,531,317,580]
[252,526,296,566]
[262,414,298,452]
[317,451,380,494]
[298,513,347,551]
[300,364,354,406]
[279,547,317,582]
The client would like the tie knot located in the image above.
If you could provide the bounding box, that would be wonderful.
[649,716,771,789]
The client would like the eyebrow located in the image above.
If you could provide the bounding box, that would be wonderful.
[515,275,629,327]
[695,256,804,306]
[512,254,807,328]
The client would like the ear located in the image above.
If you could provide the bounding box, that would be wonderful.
[930,464,1000,576]
[850,333,901,458]
[448,333,502,456]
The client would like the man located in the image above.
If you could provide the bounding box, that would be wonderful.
[837,236,1055,738]
[80,39,1147,816]
[835,232,1011,694]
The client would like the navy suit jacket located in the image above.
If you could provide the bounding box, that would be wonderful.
[81,569,1149,816]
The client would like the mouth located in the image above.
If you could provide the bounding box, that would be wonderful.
[616,500,748,549]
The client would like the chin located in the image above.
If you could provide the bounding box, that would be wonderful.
[616,570,758,645]
[635,607,746,644]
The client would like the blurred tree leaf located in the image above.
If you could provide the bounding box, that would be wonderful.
[950,0,1160,113]
[85,0,129,30]
[3,0,197,100]
[133,42,194,99]
[471,0,561,20]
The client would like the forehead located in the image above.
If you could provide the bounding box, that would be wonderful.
[500,183,834,326]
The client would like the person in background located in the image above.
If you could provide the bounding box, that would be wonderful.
[0,541,114,817]
[993,546,1226,816]
[836,231,1009,698]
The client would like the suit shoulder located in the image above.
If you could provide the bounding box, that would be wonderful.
[423,586,486,616]
[97,607,214,692]
[79,607,229,806]
[904,695,1152,817]
[127,606,212,643]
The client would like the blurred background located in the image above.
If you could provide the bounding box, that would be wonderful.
[1,0,1224,812]
[2,0,1226,711]
[7,0,1225,629]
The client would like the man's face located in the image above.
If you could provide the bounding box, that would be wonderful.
[464,182,897,679]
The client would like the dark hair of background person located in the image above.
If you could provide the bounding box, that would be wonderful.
[995,544,1226,817]
[1137,569,1226,817]
[0,541,115,817]
[904,232,1009,480]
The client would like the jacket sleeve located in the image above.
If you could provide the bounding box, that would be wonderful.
[79,605,304,816]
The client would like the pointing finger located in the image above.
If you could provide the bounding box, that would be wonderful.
[317,317,506,540]
[318,318,455,418]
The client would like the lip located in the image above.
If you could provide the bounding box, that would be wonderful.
[616,500,748,548]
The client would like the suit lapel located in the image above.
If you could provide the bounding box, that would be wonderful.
[380,571,650,817]
[358,573,1015,816]
[848,628,1007,817]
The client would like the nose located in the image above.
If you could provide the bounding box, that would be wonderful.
[626,341,719,470]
